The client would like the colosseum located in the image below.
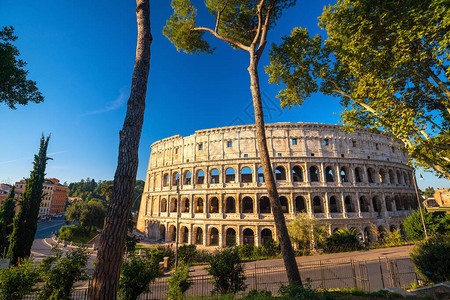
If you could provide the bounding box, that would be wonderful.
[137,122,418,247]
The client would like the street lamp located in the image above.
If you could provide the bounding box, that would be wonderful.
[413,171,428,239]
[174,176,180,267]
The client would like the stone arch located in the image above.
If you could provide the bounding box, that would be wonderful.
[372,196,382,214]
[344,196,354,213]
[261,228,273,245]
[242,228,255,245]
[225,168,236,183]
[160,198,167,212]
[194,227,203,245]
[359,196,370,212]
[210,168,220,184]
[242,196,253,213]
[159,224,166,241]
[169,197,177,212]
[394,196,402,210]
[172,172,179,186]
[184,170,192,185]
[209,197,219,213]
[168,224,176,242]
[258,167,264,182]
[403,171,409,185]
[209,227,219,246]
[279,196,289,213]
[196,169,205,184]
[379,169,387,183]
[295,196,307,213]
[310,166,320,182]
[259,196,271,213]
[195,198,204,213]
[355,167,363,183]
[378,226,388,240]
[350,226,363,241]
[396,170,403,185]
[275,166,286,181]
[367,167,376,183]
[182,197,190,213]
[364,226,373,243]
[155,174,161,189]
[292,166,304,182]
[385,196,393,211]
[226,228,236,246]
[325,166,334,182]
[313,196,323,213]
[163,173,170,186]
[388,169,395,184]
[225,196,236,213]
[340,167,349,183]
[241,167,253,183]
[329,196,339,213]
[181,226,189,243]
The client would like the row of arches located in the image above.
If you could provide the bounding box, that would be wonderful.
[155,165,414,188]
[157,194,417,215]
[162,225,274,247]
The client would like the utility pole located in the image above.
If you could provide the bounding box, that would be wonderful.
[413,172,428,239]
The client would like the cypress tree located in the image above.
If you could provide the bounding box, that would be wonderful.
[0,186,16,255]
[7,135,50,264]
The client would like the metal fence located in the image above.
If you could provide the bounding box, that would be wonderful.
[22,257,421,299]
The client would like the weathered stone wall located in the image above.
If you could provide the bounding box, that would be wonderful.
[137,123,416,247]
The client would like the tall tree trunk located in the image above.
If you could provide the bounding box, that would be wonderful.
[88,1,152,299]
[248,54,302,284]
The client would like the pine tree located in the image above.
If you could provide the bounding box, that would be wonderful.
[0,186,16,255]
[7,135,50,264]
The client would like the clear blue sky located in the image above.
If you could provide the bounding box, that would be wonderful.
[0,0,448,190]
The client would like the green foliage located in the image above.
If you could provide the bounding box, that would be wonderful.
[144,246,175,267]
[422,187,435,197]
[58,224,85,241]
[0,187,16,251]
[7,135,50,265]
[65,200,107,232]
[379,229,405,247]
[267,0,450,179]
[237,244,255,259]
[206,248,247,295]
[260,239,281,257]
[241,289,273,300]
[0,258,39,300]
[410,235,450,283]
[38,248,90,300]
[287,213,328,255]
[0,26,44,109]
[125,235,139,254]
[403,209,441,240]
[324,228,361,253]
[278,280,322,300]
[178,244,197,264]
[165,262,192,300]
[118,254,162,300]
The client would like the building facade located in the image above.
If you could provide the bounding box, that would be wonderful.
[137,123,417,247]
[434,189,450,207]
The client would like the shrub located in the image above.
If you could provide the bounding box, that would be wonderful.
[0,258,39,300]
[118,254,162,300]
[287,213,328,255]
[237,244,255,259]
[410,235,450,283]
[125,235,140,254]
[38,248,90,300]
[278,280,322,300]
[380,229,404,247]
[178,244,197,264]
[241,289,273,299]
[261,240,281,257]
[206,248,247,295]
[324,228,361,253]
[165,262,192,300]
[145,246,175,267]
[58,225,85,241]
[403,210,441,241]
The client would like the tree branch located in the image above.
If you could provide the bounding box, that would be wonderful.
[215,0,229,33]
[256,0,275,60]
[192,27,250,51]
[250,0,265,52]
[424,65,450,111]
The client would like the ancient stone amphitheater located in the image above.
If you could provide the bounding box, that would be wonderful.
[137,123,417,247]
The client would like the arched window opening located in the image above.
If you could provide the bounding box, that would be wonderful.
[210,228,219,246]
[160,198,167,212]
[359,196,369,212]
[184,171,192,185]
[367,168,375,183]
[364,227,372,243]
[279,196,289,213]
[379,169,387,183]
[310,166,319,182]
[389,170,395,184]
[169,225,176,242]
[385,197,392,211]
[172,172,179,186]
[196,198,204,213]
[163,173,170,186]
[394,196,402,210]
[292,166,303,182]
[403,172,409,185]
[197,170,205,184]
[378,226,387,241]
[295,196,306,213]
[210,197,219,213]
[170,198,177,212]
[159,225,166,241]
[340,167,348,183]
[256,167,264,183]
[225,168,236,183]
[182,198,190,213]
[241,167,253,183]
[396,170,403,185]
[243,228,255,245]
[226,228,236,246]
[329,196,339,213]
[259,196,271,213]
[225,197,236,213]
[181,226,189,243]
[275,166,286,181]
[194,227,203,245]
[326,166,334,182]
[242,197,253,213]
[261,229,273,245]
[210,168,219,184]
[372,197,381,213]
[355,168,362,183]
[313,196,322,213]
[345,196,354,212]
